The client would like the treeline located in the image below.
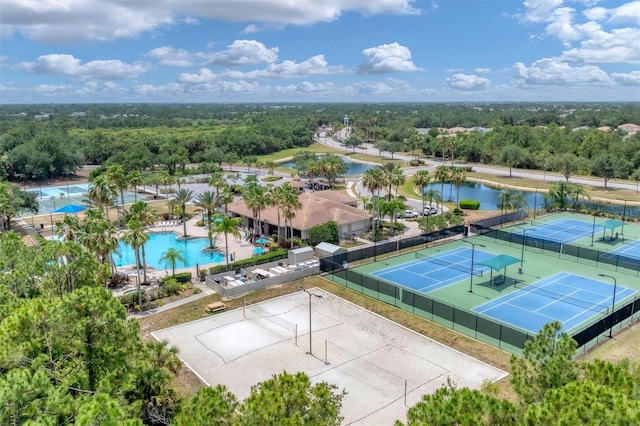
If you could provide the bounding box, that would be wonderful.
[1,103,639,182]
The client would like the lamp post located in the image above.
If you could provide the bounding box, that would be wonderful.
[518,227,534,274]
[299,287,322,355]
[598,274,617,338]
[462,240,485,293]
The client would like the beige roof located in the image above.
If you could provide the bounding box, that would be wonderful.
[227,190,370,231]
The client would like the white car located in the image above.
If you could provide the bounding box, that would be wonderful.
[402,210,420,218]
[421,206,438,216]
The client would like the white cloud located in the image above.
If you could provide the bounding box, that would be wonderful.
[18,54,150,80]
[221,55,335,79]
[1,0,419,43]
[33,84,71,94]
[178,68,217,84]
[357,42,420,74]
[475,67,491,74]
[275,81,337,95]
[241,24,261,34]
[585,2,640,24]
[205,40,278,66]
[520,0,565,23]
[145,46,195,67]
[611,70,640,86]
[513,58,611,84]
[445,74,490,91]
[560,27,640,63]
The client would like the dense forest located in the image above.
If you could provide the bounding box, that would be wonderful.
[1,103,639,184]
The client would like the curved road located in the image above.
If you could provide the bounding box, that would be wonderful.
[316,129,640,197]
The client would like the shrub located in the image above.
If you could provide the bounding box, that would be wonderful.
[308,221,339,246]
[120,291,141,310]
[162,279,182,296]
[409,159,420,167]
[161,272,192,284]
[196,219,205,227]
[207,249,288,275]
[459,199,480,210]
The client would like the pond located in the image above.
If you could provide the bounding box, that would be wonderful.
[279,157,375,176]
[425,181,640,217]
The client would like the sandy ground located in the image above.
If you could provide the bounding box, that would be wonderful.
[152,289,507,425]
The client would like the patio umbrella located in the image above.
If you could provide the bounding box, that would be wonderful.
[256,237,269,245]
[54,204,87,214]
[252,247,266,255]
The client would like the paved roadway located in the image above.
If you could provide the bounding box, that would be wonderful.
[316,128,639,194]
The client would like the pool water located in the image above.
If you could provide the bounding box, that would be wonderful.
[114,232,225,269]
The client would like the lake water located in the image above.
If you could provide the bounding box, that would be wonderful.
[279,157,375,176]
[426,181,640,217]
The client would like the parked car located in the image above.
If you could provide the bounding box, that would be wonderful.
[421,206,438,216]
[399,209,420,218]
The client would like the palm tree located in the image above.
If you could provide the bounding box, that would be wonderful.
[121,220,149,305]
[208,170,227,199]
[243,182,268,236]
[362,168,385,239]
[78,210,119,277]
[56,215,79,242]
[170,188,194,238]
[213,215,242,267]
[125,201,156,284]
[424,188,441,231]
[88,173,116,218]
[158,170,175,207]
[159,248,186,275]
[195,191,217,248]
[568,183,589,212]
[549,181,573,211]
[106,165,128,224]
[381,197,405,235]
[498,190,514,215]
[380,162,402,200]
[434,166,450,212]
[127,170,143,203]
[280,184,302,245]
[450,167,466,210]
[413,170,431,213]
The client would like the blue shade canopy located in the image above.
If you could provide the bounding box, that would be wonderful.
[256,238,269,244]
[252,247,266,254]
[54,204,87,214]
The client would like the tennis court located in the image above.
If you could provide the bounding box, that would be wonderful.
[473,272,636,334]
[515,218,602,244]
[609,239,640,261]
[372,247,494,293]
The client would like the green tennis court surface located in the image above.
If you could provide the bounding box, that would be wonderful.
[345,212,640,353]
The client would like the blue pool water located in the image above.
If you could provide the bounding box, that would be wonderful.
[279,157,375,176]
[114,232,225,269]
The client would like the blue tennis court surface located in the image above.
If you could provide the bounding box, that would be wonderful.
[372,247,495,293]
[517,219,603,244]
[608,239,640,261]
[473,272,636,333]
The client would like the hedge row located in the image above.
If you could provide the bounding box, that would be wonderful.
[459,199,480,210]
[206,249,288,275]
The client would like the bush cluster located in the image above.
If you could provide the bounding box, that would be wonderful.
[459,199,480,210]
[206,249,288,275]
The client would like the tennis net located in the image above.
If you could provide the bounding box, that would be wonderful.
[243,301,297,337]
[415,251,485,276]
[528,220,594,235]
[520,284,610,313]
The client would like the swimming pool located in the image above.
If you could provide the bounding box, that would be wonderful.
[114,232,225,269]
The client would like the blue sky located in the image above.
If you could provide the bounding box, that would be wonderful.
[1,0,639,104]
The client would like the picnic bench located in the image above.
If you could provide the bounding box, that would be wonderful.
[205,301,227,314]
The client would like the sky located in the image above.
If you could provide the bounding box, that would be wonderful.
[1,0,639,104]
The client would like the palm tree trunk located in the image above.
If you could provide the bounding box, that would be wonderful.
[134,248,142,305]
[141,245,148,284]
